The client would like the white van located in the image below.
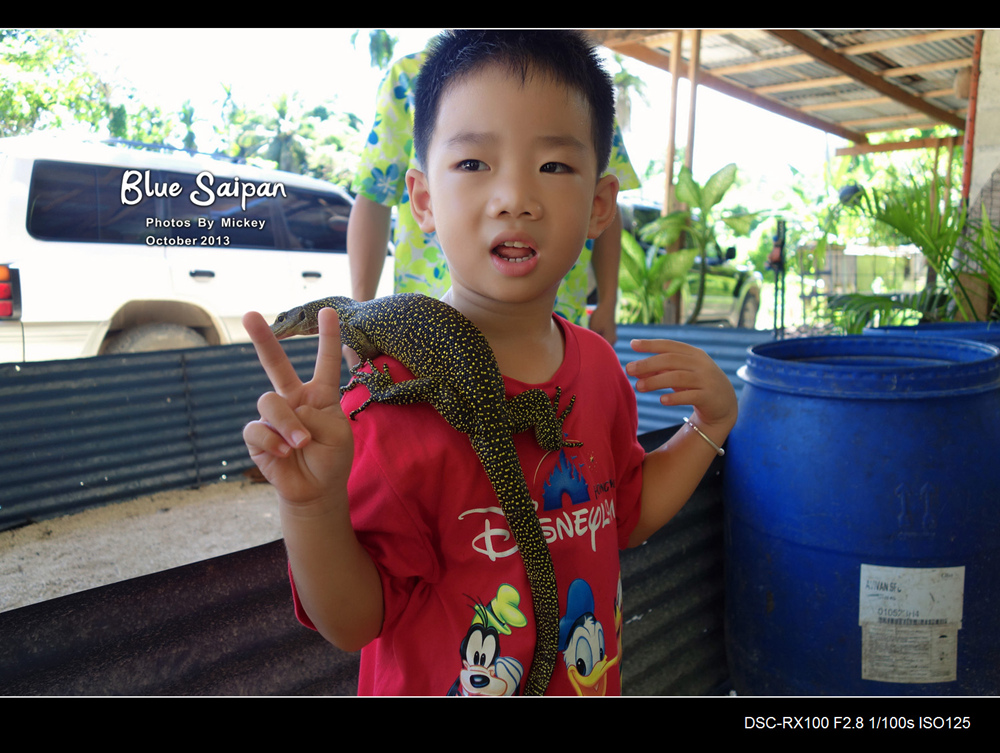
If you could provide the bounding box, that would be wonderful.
[0,134,393,363]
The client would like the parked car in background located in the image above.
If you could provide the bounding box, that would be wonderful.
[0,134,393,363]
[619,199,761,328]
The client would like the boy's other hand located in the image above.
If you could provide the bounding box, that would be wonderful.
[626,338,738,435]
[243,307,354,507]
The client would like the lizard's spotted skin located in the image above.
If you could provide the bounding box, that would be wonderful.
[271,293,579,696]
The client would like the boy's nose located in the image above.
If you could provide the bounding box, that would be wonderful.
[487,176,543,220]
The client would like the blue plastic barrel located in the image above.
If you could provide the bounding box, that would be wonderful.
[724,336,1000,695]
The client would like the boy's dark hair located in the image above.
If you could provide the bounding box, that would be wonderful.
[413,30,615,176]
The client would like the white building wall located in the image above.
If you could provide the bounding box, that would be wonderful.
[970,29,1000,212]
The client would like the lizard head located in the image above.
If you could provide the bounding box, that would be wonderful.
[270,296,354,340]
[270,306,313,340]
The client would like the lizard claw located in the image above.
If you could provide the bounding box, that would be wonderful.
[345,362,398,420]
[555,390,583,447]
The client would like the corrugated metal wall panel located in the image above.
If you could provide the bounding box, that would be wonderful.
[0,339,326,530]
[1,325,770,530]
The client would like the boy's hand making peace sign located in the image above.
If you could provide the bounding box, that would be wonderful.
[242,307,354,508]
[243,306,383,649]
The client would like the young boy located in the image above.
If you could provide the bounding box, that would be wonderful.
[243,30,737,696]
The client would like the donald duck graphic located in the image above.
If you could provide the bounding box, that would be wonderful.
[559,578,619,695]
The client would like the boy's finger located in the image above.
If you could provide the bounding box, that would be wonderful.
[626,351,701,378]
[244,311,302,397]
[312,307,344,392]
[256,391,311,449]
[630,338,683,352]
[243,417,294,459]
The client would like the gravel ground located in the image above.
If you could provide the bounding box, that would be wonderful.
[0,477,283,614]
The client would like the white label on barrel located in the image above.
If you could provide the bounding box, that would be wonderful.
[859,564,964,683]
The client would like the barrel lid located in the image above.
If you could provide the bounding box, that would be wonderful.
[739,335,1000,398]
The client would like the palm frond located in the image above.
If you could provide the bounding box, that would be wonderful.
[827,290,952,334]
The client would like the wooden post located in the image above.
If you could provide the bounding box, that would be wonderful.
[663,30,683,215]
[685,29,701,172]
[961,30,983,205]
[662,30,685,324]
[958,31,989,320]
[682,30,703,324]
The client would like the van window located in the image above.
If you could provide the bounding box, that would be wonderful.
[163,170,277,249]
[280,187,350,252]
[26,159,352,253]
[27,161,150,243]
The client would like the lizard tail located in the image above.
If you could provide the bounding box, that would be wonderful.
[472,441,559,696]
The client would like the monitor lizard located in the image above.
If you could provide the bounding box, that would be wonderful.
[270,292,580,695]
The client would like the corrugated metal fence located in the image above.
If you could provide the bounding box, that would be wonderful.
[0,325,771,530]
[0,325,774,695]
[0,338,328,530]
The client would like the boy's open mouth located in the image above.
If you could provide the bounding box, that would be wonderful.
[492,240,537,263]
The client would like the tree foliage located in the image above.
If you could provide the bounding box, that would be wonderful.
[1,29,176,143]
[611,53,648,133]
[618,227,696,324]
[774,127,965,279]
[213,90,364,188]
[1,29,107,136]
[2,29,373,190]
[828,172,1000,330]
[351,29,398,70]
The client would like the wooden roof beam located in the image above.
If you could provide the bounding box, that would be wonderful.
[755,75,854,95]
[843,111,941,129]
[835,134,962,157]
[802,91,964,113]
[881,57,973,78]
[766,30,965,130]
[754,62,970,96]
[836,29,973,55]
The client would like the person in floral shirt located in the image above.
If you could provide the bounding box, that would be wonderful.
[347,49,640,343]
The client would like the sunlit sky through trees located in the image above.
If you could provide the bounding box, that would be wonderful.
[79,28,840,205]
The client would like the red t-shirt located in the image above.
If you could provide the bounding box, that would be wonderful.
[292,317,644,695]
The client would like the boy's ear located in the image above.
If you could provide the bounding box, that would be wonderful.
[587,174,620,239]
[405,168,435,233]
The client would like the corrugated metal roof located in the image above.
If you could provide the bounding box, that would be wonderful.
[590,29,977,143]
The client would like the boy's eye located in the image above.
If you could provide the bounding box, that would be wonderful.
[457,159,488,172]
[541,162,572,174]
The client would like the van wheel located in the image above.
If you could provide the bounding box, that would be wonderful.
[103,323,208,354]
[737,293,759,329]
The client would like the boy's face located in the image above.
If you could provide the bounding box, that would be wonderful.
[406,65,618,311]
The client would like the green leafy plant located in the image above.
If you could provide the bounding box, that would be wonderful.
[637,163,760,323]
[828,173,999,331]
[826,290,950,334]
[617,228,696,324]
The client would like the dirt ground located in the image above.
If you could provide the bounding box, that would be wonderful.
[0,477,283,614]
